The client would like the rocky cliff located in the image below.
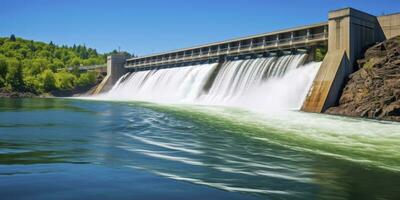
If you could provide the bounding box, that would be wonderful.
[326,36,400,121]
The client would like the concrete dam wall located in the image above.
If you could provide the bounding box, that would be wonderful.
[95,7,400,113]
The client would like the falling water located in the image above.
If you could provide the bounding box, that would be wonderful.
[98,54,321,110]
[198,54,307,105]
[104,63,218,103]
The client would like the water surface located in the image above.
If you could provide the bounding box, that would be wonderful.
[0,98,399,200]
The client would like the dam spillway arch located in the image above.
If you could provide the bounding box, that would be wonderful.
[95,7,400,113]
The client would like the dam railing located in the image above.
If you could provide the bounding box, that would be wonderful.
[126,23,328,69]
[63,64,107,72]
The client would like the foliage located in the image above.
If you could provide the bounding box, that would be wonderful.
[5,58,24,91]
[9,34,16,42]
[77,71,97,87]
[40,69,56,91]
[0,57,7,87]
[105,49,133,58]
[0,34,112,94]
[55,70,77,91]
[314,46,327,62]
[23,75,40,93]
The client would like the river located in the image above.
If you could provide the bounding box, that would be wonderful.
[1,98,399,199]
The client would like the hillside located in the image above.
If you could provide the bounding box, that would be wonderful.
[326,36,400,121]
[0,35,109,97]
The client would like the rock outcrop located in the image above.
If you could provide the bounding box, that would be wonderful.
[326,36,400,121]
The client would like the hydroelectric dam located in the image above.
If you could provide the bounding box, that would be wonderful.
[94,8,400,113]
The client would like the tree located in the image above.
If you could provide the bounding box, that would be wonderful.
[106,50,132,58]
[77,72,97,87]
[9,34,16,42]
[0,36,107,94]
[28,40,35,51]
[30,58,50,75]
[0,58,7,87]
[23,75,40,93]
[0,57,7,79]
[55,71,77,90]
[5,59,24,91]
[69,57,81,67]
[315,46,327,62]
[40,69,56,91]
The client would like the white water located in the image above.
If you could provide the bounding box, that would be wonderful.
[96,54,321,111]
[104,63,218,103]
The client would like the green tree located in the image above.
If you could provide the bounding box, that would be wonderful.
[6,59,24,91]
[315,46,327,62]
[0,36,108,94]
[9,34,16,42]
[0,57,7,79]
[55,71,77,90]
[77,72,97,87]
[24,75,40,93]
[52,59,65,70]
[40,69,56,91]
[30,58,50,75]
[0,58,7,87]
[69,57,81,67]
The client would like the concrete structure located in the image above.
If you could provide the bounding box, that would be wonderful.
[97,8,400,113]
[65,64,107,73]
[302,8,388,112]
[125,23,328,70]
[378,13,400,39]
[93,54,129,94]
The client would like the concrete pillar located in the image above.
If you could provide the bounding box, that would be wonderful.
[301,8,384,113]
[290,32,294,45]
[262,37,266,48]
[93,54,129,94]
[107,54,129,86]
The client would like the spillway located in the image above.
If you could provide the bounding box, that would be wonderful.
[99,54,321,111]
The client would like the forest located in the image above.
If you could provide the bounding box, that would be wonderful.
[0,34,126,96]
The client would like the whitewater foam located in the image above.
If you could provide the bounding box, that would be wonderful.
[94,54,319,112]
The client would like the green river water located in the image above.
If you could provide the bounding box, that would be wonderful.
[0,98,399,199]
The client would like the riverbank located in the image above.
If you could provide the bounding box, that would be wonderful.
[0,85,97,98]
[0,85,98,98]
[0,88,38,98]
[0,72,104,98]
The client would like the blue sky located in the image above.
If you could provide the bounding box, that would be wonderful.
[1,0,399,55]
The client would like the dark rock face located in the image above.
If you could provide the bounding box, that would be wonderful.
[326,36,400,121]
